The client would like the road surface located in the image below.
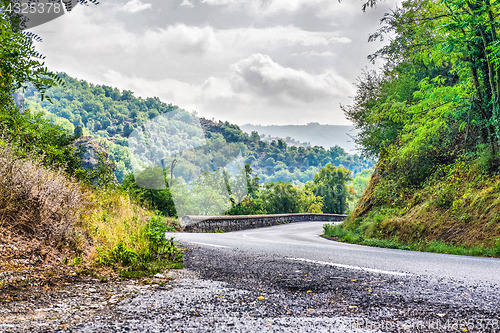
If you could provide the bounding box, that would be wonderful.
[46,221,499,332]
[169,221,500,285]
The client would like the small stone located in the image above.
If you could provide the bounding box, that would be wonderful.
[108,295,123,304]
[0,324,17,329]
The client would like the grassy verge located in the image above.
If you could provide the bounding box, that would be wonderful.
[79,189,183,278]
[323,223,500,258]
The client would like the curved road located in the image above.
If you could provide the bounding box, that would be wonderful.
[63,221,500,333]
[169,221,500,285]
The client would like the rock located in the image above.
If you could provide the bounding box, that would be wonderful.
[108,295,124,304]
[154,273,166,279]
[73,136,118,184]
[0,324,17,329]
[73,136,112,171]
[14,91,25,113]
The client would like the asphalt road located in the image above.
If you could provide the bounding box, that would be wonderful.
[41,221,500,333]
[168,221,500,285]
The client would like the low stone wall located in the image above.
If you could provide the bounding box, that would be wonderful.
[182,213,346,233]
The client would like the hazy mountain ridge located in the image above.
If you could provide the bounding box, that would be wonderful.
[240,123,359,154]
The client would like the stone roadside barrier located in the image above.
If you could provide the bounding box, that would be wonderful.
[182,213,347,233]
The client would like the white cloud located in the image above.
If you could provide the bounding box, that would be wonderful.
[180,0,195,7]
[217,26,350,49]
[102,70,202,111]
[201,76,236,99]
[136,25,349,60]
[291,50,336,58]
[36,8,351,82]
[231,54,354,102]
[141,24,217,55]
[200,0,240,5]
[31,0,396,125]
[199,0,362,18]
[98,58,355,126]
[120,0,152,13]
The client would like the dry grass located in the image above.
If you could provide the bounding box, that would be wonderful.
[330,169,500,257]
[0,144,87,244]
[78,188,180,260]
[391,176,500,248]
[345,156,500,255]
[0,144,182,279]
[82,190,152,253]
[347,161,500,251]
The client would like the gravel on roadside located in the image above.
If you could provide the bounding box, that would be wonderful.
[1,245,499,333]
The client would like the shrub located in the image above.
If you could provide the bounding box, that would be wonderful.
[0,108,82,176]
[94,214,183,277]
[0,144,87,243]
[472,144,500,176]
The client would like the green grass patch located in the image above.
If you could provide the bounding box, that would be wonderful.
[76,189,184,278]
[323,223,500,258]
[94,215,184,278]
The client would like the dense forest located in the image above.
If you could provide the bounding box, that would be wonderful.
[24,73,374,184]
[328,0,500,254]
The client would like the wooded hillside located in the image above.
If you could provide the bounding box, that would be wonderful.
[24,73,374,184]
[333,0,500,254]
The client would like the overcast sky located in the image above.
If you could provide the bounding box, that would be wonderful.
[31,0,398,126]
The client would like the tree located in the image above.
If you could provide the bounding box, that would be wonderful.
[122,169,177,217]
[123,123,133,137]
[0,9,61,107]
[259,182,303,214]
[74,125,83,138]
[308,164,352,214]
[348,168,373,210]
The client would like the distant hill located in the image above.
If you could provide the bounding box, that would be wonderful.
[240,123,359,154]
[24,73,374,183]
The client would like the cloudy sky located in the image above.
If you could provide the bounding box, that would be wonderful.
[31,0,398,126]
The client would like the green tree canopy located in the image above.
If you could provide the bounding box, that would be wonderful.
[308,164,352,214]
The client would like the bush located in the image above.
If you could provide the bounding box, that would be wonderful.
[86,188,182,276]
[0,144,87,243]
[140,215,180,262]
[95,214,183,277]
[0,108,82,176]
[472,144,500,176]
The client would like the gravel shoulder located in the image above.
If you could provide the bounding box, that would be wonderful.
[1,244,499,332]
